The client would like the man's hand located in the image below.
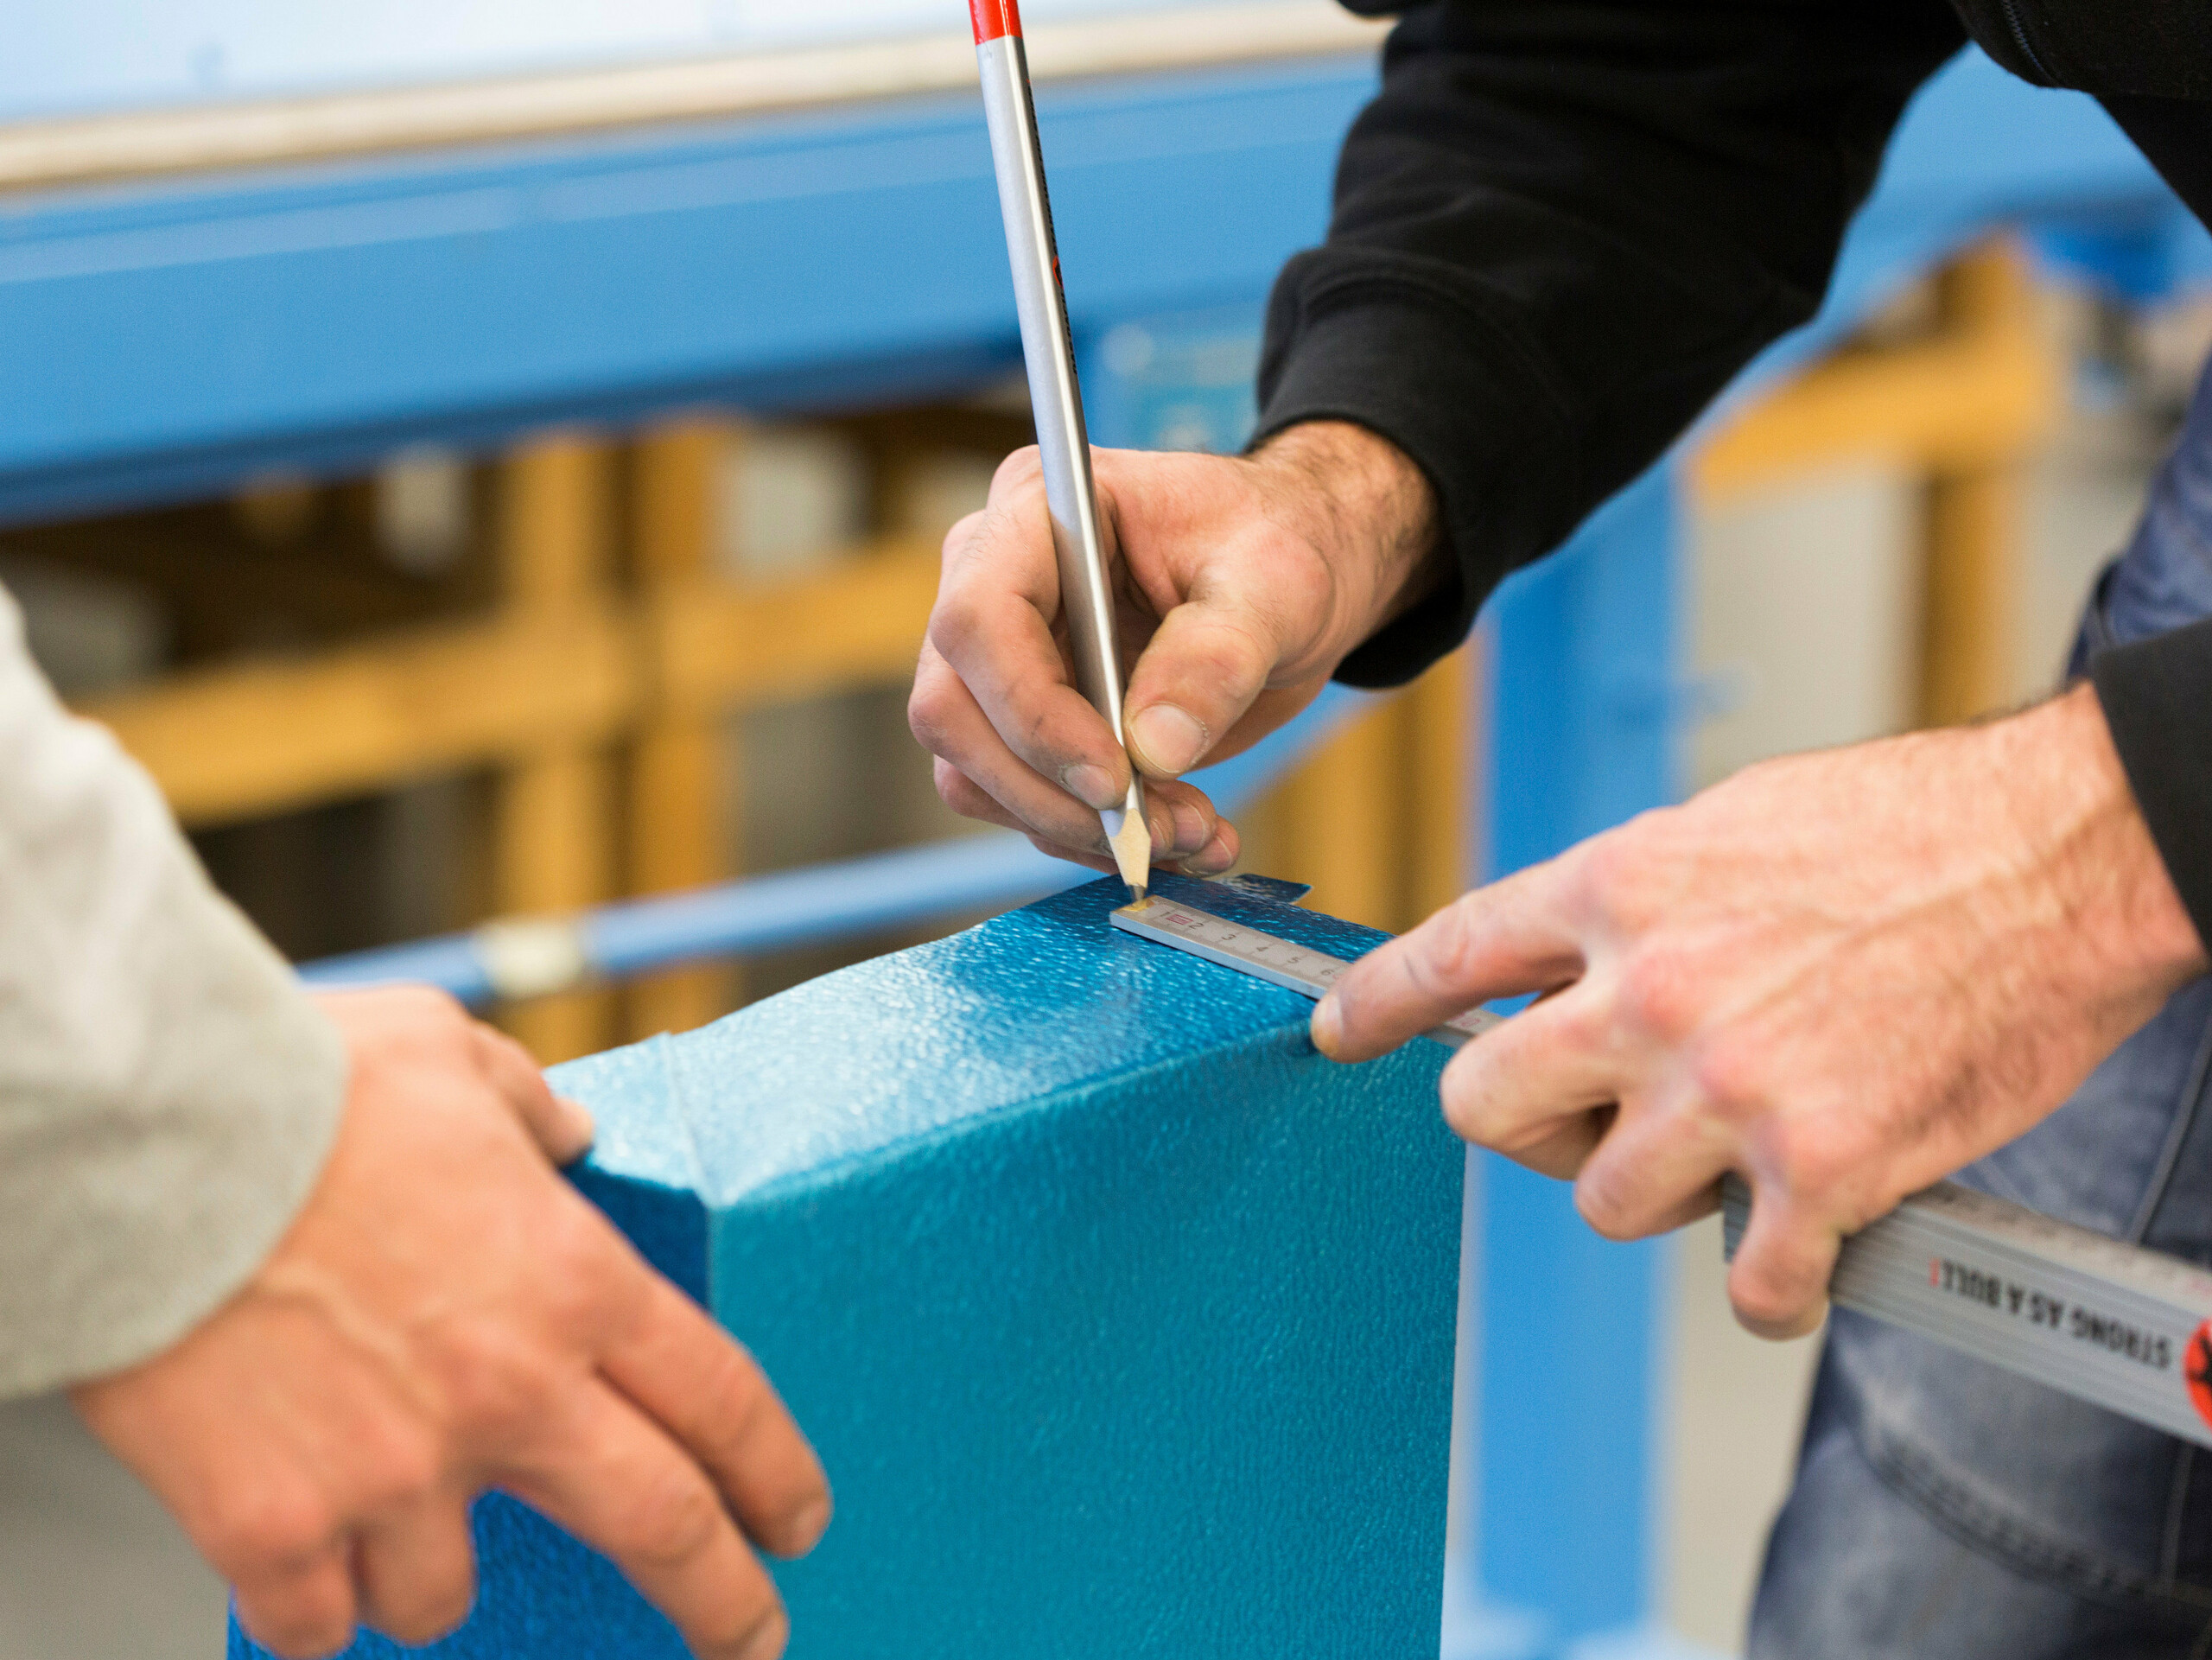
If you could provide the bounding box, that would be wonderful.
[1313,684,2209,1338]
[910,420,1443,874]
[70,987,830,1660]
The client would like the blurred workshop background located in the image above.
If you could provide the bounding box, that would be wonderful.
[0,1,2208,1657]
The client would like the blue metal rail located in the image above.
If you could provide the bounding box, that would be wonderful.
[299,681,1370,1000]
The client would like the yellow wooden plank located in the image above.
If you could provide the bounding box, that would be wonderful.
[1403,644,1475,927]
[500,431,610,611]
[80,609,636,827]
[628,418,740,1037]
[653,538,943,715]
[78,533,933,829]
[1277,695,1404,932]
[632,419,727,583]
[493,434,619,1064]
[495,747,616,1060]
[1691,334,2054,501]
[1690,242,2057,505]
[1919,467,2021,727]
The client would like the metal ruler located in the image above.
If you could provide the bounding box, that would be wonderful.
[1114,888,2212,1448]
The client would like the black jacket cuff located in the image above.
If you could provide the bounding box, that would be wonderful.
[1252,258,1577,689]
[2090,616,2212,952]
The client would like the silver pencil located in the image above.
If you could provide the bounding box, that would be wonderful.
[970,0,1152,899]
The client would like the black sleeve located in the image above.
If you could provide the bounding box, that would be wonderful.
[1255,0,1967,685]
[2091,620,2212,953]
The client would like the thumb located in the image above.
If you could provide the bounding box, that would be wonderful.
[1122,587,1281,779]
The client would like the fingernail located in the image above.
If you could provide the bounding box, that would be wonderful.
[1311,996,1343,1059]
[1179,829,1236,876]
[1128,705,1207,777]
[1061,763,1121,811]
[784,1493,832,1555]
[555,1097,596,1164]
[736,1607,791,1660]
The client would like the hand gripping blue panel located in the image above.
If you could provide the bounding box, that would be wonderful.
[232,873,1465,1658]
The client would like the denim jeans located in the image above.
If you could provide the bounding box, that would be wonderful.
[1748,356,2212,1658]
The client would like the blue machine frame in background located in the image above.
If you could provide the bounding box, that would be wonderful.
[0,58,1370,525]
[3,29,2209,1657]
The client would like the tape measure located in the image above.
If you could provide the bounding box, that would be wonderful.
[1114,887,2212,1448]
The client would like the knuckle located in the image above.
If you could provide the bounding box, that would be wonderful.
[204,1487,337,1578]
[360,1434,442,1516]
[1573,1165,1638,1241]
[1412,899,1484,1001]
[625,1471,728,1574]
[1616,946,1698,1044]
[990,446,1042,495]
[1764,1117,1853,1202]
[1688,1040,1766,1122]
[545,1205,625,1290]
[366,985,476,1073]
[931,758,988,818]
[1573,830,1647,925]
[442,1345,550,1445]
[906,677,957,754]
[927,592,992,665]
[938,509,985,563]
[1437,1070,1503,1148]
[388,982,468,1034]
[1181,618,1274,693]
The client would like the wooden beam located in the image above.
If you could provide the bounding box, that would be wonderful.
[79,609,634,826]
[1266,696,1405,933]
[493,432,619,1064]
[1689,242,2058,505]
[1916,246,2038,725]
[1403,644,1475,927]
[652,538,942,716]
[1920,466,2021,726]
[75,535,933,827]
[628,418,740,1038]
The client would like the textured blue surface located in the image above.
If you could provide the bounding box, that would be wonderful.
[238,872,1465,1657]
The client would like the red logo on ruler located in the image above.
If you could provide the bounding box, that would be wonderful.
[2189,1322,2212,1432]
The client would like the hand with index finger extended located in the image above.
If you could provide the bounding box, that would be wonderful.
[1309,686,2209,1343]
[1309,861,1627,1183]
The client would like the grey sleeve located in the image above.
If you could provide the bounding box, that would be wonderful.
[0,588,347,1398]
